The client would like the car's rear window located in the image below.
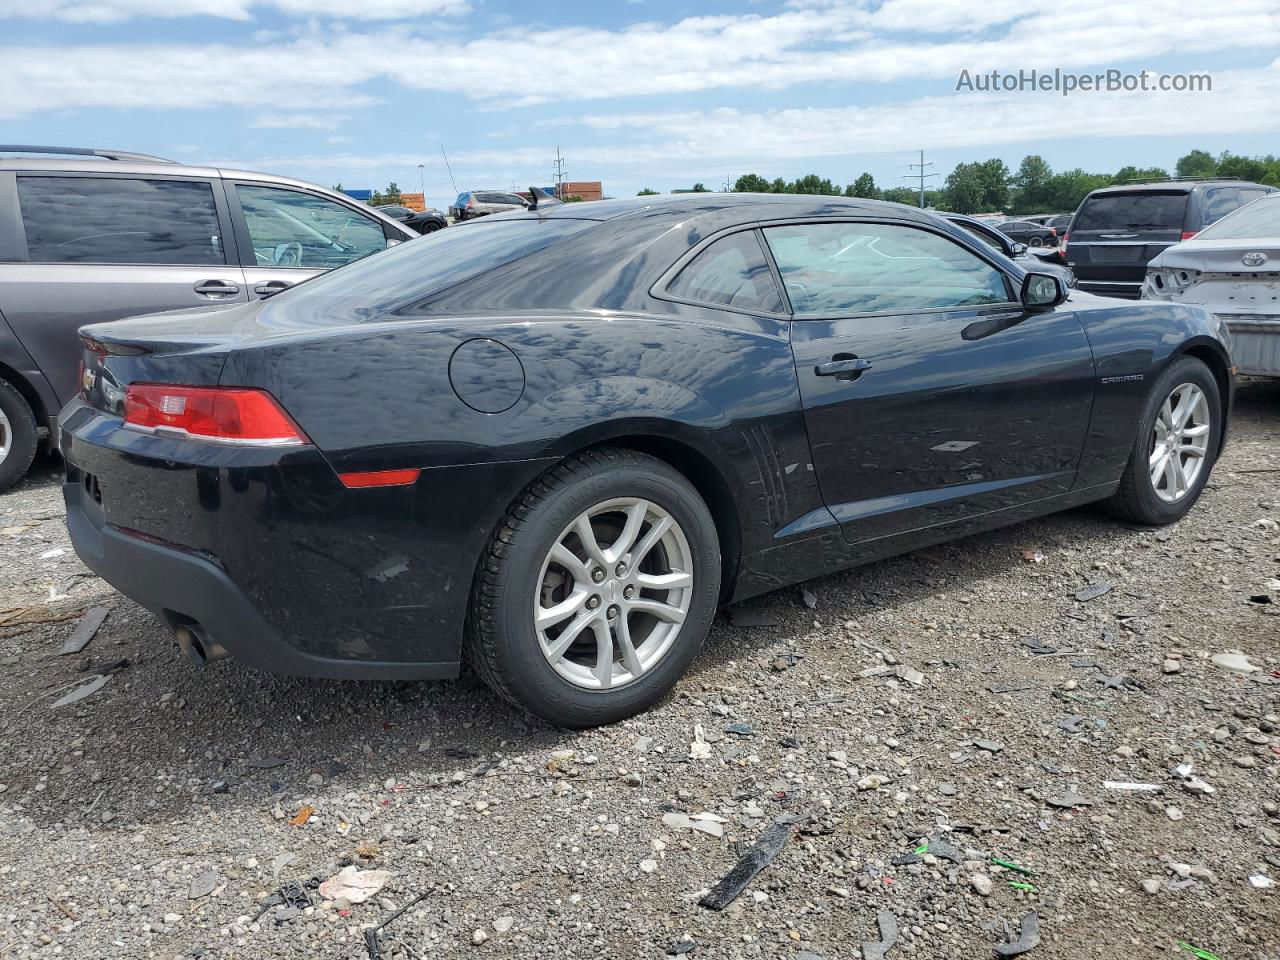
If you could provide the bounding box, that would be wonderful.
[264,218,593,322]
[1074,192,1188,232]
[1194,195,1280,241]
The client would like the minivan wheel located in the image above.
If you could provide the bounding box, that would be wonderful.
[466,448,721,727]
[1105,356,1221,525]
[0,379,38,494]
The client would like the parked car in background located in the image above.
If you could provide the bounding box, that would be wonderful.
[997,219,1056,248]
[376,203,447,235]
[940,212,1075,288]
[1046,213,1073,234]
[0,145,415,492]
[61,192,1230,726]
[1065,179,1276,299]
[1143,192,1280,377]
[1020,214,1055,225]
[449,190,529,221]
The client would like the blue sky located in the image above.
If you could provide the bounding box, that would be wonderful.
[3,0,1279,206]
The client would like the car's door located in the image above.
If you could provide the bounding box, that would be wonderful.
[766,219,1096,545]
[0,172,245,408]
[228,182,396,300]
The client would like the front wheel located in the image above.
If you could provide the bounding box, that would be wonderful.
[466,449,721,727]
[1106,356,1222,525]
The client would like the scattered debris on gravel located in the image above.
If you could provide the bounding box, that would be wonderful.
[1,381,1278,959]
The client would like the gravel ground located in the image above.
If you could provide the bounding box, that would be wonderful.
[1,381,1278,960]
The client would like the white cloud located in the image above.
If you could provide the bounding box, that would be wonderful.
[0,0,466,22]
[251,112,349,130]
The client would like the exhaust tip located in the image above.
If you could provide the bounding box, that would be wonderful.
[175,624,228,665]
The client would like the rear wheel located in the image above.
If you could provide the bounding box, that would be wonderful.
[1106,356,1221,525]
[0,379,38,494]
[466,449,721,727]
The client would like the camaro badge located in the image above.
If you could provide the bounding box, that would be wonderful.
[1242,251,1268,267]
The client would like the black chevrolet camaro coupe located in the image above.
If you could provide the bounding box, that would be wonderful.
[61,193,1232,726]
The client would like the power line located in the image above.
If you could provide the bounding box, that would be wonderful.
[902,149,939,207]
[440,145,458,195]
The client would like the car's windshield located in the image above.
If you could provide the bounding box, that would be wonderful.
[1074,192,1188,232]
[263,218,593,324]
[1193,196,1280,241]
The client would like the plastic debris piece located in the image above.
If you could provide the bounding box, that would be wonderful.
[1103,781,1162,792]
[994,912,1040,957]
[1210,652,1259,674]
[662,812,727,838]
[895,665,925,685]
[689,724,713,761]
[60,606,109,655]
[698,817,798,910]
[1249,874,1275,889]
[862,910,899,960]
[1177,942,1222,960]
[1008,881,1036,892]
[990,858,1036,877]
[1075,582,1113,602]
[1021,639,1057,655]
[288,805,316,826]
[724,722,753,737]
[364,891,427,960]
[801,588,818,609]
[667,940,697,956]
[271,852,296,879]
[1059,715,1086,733]
[928,840,964,864]
[319,865,392,904]
[726,607,778,628]
[50,674,109,709]
[1021,549,1045,564]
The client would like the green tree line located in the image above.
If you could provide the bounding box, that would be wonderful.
[647,150,1280,216]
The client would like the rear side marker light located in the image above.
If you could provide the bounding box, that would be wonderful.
[338,469,421,489]
[123,384,308,446]
[1180,231,1198,241]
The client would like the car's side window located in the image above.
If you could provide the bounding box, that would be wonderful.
[763,222,1011,316]
[236,185,386,269]
[1201,188,1242,227]
[17,176,225,266]
[666,231,784,313]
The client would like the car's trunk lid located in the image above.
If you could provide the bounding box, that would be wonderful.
[1068,190,1189,285]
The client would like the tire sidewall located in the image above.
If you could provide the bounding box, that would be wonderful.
[1128,357,1221,523]
[491,460,720,726]
[0,381,37,493]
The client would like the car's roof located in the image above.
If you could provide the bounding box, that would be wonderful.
[523,192,929,224]
[1087,180,1270,195]
[0,154,348,194]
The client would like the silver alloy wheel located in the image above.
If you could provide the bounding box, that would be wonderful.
[0,404,10,465]
[534,497,694,690]
[1149,382,1211,503]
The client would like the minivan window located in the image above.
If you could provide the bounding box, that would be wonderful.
[265,219,593,325]
[1201,188,1241,227]
[1073,192,1188,232]
[764,222,1010,316]
[666,231,784,313]
[17,176,224,265]
[237,185,387,269]
[1194,195,1280,241]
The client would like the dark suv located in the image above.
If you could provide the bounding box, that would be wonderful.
[1065,179,1276,298]
[0,145,415,492]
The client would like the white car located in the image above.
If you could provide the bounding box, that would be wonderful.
[1142,193,1280,377]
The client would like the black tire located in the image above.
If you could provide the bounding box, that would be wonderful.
[466,448,721,727]
[1106,356,1221,525]
[0,379,38,494]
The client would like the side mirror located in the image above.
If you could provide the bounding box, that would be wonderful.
[1010,241,1028,256]
[1021,272,1067,311]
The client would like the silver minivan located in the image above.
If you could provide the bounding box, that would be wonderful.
[0,145,416,491]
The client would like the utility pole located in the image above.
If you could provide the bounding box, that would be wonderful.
[440,145,458,195]
[902,149,939,207]
[553,146,567,199]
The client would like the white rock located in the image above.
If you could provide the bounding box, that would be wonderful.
[493,917,514,933]
[639,859,658,874]
[970,874,993,896]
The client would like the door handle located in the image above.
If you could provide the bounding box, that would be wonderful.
[253,280,292,297]
[194,280,240,297]
[815,357,873,379]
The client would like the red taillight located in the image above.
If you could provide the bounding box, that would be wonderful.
[1180,230,1197,241]
[123,384,308,446]
[337,468,421,489]
[1060,231,1069,253]
[465,198,474,208]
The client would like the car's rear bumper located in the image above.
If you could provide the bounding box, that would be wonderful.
[1076,279,1143,299]
[59,399,552,680]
